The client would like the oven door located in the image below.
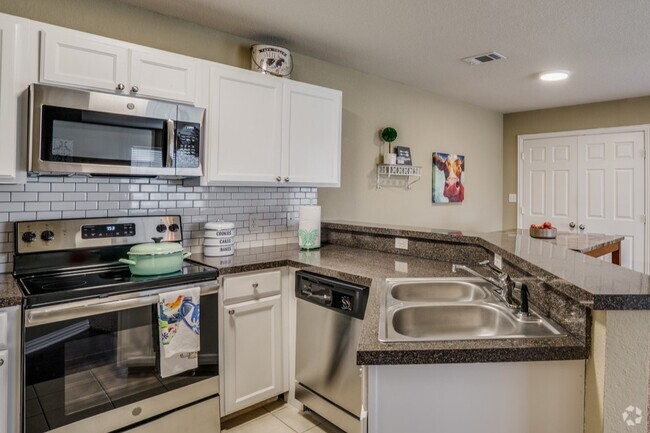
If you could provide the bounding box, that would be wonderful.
[23,283,219,433]
[29,84,178,177]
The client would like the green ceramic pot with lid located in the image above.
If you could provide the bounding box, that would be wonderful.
[119,237,191,275]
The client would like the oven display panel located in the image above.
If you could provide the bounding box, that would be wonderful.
[82,223,136,239]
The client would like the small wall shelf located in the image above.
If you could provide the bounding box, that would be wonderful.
[376,164,422,190]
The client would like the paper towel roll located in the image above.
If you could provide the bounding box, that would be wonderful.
[298,205,321,250]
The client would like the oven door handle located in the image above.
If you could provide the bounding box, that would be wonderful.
[25,286,218,327]
[166,118,175,168]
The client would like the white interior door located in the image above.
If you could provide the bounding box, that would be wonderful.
[577,132,646,272]
[521,136,578,231]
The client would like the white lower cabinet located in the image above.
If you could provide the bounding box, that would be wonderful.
[220,269,288,416]
[368,360,585,433]
[0,348,7,433]
[0,306,20,433]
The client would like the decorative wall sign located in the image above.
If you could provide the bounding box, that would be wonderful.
[395,146,412,165]
[432,152,465,203]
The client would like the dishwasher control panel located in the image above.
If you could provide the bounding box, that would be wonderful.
[295,271,369,320]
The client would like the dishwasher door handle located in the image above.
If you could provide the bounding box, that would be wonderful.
[301,289,332,304]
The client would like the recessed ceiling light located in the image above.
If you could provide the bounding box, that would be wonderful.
[539,71,570,81]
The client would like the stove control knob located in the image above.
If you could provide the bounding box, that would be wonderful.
[41,230,55,242]
[169,223,180,232]
[22,231,36,243]
[156,224,167,233]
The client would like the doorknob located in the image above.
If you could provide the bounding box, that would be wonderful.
[579,224,585,230]
[569,222,576,229]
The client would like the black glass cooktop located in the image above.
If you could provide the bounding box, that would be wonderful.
[18,261,218,308]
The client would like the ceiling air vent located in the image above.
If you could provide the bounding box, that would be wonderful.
[462,52,506,65]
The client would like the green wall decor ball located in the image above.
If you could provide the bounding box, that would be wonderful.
[381,127,398,143]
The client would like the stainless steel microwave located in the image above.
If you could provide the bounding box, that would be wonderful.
[28,84,205,177]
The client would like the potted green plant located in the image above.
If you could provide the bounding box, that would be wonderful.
[381,127,398,165]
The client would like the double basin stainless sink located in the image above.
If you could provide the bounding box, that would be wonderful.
[379,278,565,342]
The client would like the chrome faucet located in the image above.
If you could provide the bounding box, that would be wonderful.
[452,262,529,316]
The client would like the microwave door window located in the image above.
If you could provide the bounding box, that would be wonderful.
[52,121,163,167]
[42,106,168,169]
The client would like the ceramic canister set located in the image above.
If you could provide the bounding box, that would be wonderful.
[203,221,236,256]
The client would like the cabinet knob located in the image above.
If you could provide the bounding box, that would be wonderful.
[579,224,585,230]
[569,222,576,229]
[252,282,259,289]
[0,358,4,367]
[131,85,139,93]
[276,176,282,182]
[116,83,125,91]
[284,177,290,182]
[229,309,235,316]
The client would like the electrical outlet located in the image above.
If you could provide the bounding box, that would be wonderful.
[395,238,408,249]
[287,214,298,228]
[249,214,261,230]
[508,193,517,203]
[395,261,408,273]
[494,254,502,270]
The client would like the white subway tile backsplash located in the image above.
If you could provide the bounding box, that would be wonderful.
[25,202,50,212]
[52,183,76,192]
[40,192,64,202]
[0,178,316,271]
[52,202,75,211]
[12,192,38,201]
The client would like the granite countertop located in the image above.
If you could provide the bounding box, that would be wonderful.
[506,229,624,254]
[323,221,650,310]
[477,231,649,309]
[0,273,22,308]
[190,244,587,365]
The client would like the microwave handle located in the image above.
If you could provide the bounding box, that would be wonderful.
[25,285,218,327]
[166,119,175,168]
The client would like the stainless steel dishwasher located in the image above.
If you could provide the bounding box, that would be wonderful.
[295,271,369,433]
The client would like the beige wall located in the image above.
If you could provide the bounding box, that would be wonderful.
[503,97,650,229]
[0,0,504,232]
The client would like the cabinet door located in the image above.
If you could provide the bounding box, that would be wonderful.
[40,29,129,92]
[206,65,283,184]
[223,295,283,415]
[282,80,342,186]
[0,15,27,183]
[129,50,197,104]
[0,349,7,433]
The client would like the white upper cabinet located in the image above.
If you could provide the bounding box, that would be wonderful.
[129,49,197,103]
[205,64,342,187]
[40,29,129,92]
[283,80,341,186]
[0,14,29,184]
[207,64,284,184]
[38,26,198,104]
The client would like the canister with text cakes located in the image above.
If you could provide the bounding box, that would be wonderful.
[204,221,235,256]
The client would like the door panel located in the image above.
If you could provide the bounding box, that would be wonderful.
[521,136,578,231]
[283,80,342,186]
[40,30,128,92]
[521,130,646,272]
[130,50,197,104]
[577,131,645,272]
[207,65,283,184]
[223,295,282,414]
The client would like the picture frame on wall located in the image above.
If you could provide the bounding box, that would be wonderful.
[432,152,465,203]
[395,146,412,165]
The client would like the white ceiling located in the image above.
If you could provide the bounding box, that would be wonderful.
[117,0,650,113]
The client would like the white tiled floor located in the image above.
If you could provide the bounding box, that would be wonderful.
[221,401,344,433]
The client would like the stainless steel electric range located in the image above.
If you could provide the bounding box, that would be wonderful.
[13,216,220,433]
